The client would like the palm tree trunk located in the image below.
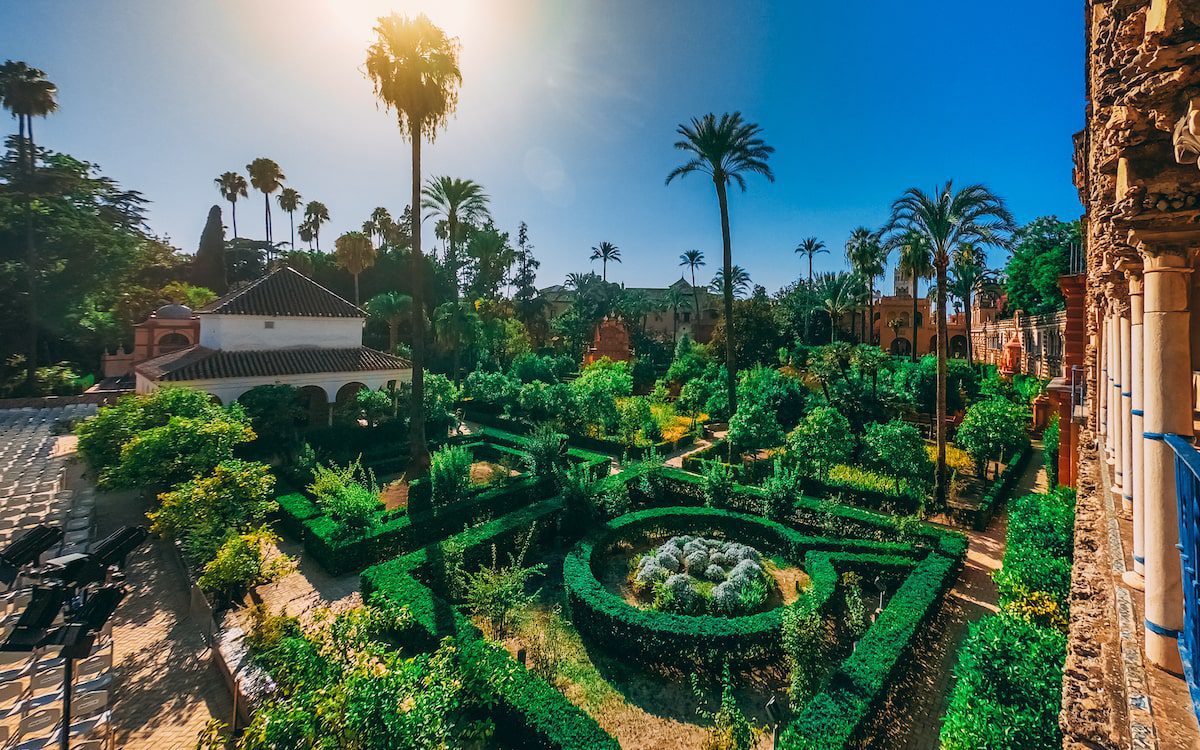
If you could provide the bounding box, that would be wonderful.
[715,180,737,416]
[263,193,270,256]
[230,200,239,239]
[867,280,875,345]
[408,123,431,474]
[289,210,295,250]
[808,255,813,286]
[23,115,37,392]
[388,321,399,353]
[910,271,919,362]
[315,228,321,253]
[964,301,974,366]
[448,215,459,300]
[830,312,836,343]
[935,260,949,509]
[353,273,361,306]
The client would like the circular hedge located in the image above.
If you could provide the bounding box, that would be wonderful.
[563,506,831,670]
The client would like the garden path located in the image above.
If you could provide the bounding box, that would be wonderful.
[888,441,1047,749]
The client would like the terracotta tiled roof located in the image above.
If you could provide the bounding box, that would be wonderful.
[199,267,363,318]
[136,346,411,382]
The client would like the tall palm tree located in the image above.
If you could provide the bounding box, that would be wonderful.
[893,230,934,363]
[366,11,462,473]
[794,237,827,286]
[815,271,864,343]
[845,227,886,344]
[334,231,377,305]
[710,265,751,300]
[888,182,1014,509]
[590,241,621,281]
[433,301,478,386]
[277,187,302,250]
[666,286,689,344]
[366,291,413,352]
[363,206,394,247]
[679,249,706,315]
[666,112,774,415]
[247,158,286,256]
[298,217,315,250]
[303,201,330,251]
[422,176,490,295]
[1,61,58,392]
[214,172,248,239]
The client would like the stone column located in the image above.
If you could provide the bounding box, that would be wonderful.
[1129,269,1146,584]
[1120,306,1134,511]
[1099,308,1109,451]
[1110,310,1124,481]
[1139,246,1192,674]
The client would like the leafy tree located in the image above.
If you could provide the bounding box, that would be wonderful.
[571,358,632,435]
[736,365,806,429]
[512,221,544,337]
[239,385,306,456]
[787,406,854,479]
[888,182,1015,508]
[814,271,865,343]
[113,411,255,491]
[727,401,784,456]
[463,224,514,300]
[1004,216,1081,316]
[192,205,227,293]
[709,293,786,371]
[956,398,1029,477]
[150,458,277,565]
[667,111,775,418]
[76,387,223,477]
[861,419,932,496]
[522,424,568,480]
[198,526,296,606]
[366,12,463,474]
[421,176,490,295]
[433,301,479,385]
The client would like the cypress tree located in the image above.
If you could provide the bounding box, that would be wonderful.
[193,204,227,293]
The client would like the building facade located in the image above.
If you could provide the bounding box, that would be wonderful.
[1065,1,1200,746]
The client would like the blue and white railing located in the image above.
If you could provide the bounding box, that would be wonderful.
[1165,433,1200,723]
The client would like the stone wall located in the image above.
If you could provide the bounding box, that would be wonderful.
[970,310,1068,380]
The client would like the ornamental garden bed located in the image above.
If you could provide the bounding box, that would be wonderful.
[360,463,966,750]
[462,405,697,459]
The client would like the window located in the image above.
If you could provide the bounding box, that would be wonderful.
[683,312,691,322]
[264,321,275,329]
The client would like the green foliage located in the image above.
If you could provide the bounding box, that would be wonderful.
[665,336,714,386]
[737,365,806,428]
[238,385,305,453]
[1043,414,1060,487]
[352,387,399,427]
[840,571,866,637]
[861,420,932,496]
[894,355,977,416]
[462,369,519,410]
[760,459,801,520]
[150,459,276,566]
[464,540,546,641]
[197,526,296,606]
[727,401,784,455]
[787,407,854,480]
[1004,216,1080,316]
[618,396,655,446]
[701,459,736,509]
[557,462,601,528]
[782,606,825,705]
[693,667,756,750]
[431,444,473,506]
[112,410,255,491]
[571,358,633,435]
[523,424,568,480]
[996,490,1075,624]
[956,398,1030,474]
[938,615,1066,750]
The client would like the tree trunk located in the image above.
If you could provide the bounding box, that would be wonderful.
[289,210,295,250]
[408,123,431,474]
[935,260,949,510]
[910,270,919,362]
[715,179,737,416]
[448,214,459,299]
[388,321,399,353]
[867,280,875,345]
[964,301,974,366]
[22,115,37,393]
[264,192,271,251]
[353,273,360,306]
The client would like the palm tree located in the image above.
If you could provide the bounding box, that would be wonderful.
[364,206,394,247]
[433,301,478,386]
[888,182,1015,509]
[845,227,886,344]
[794,237,827,286]
[886,316,905,352]
[334,231,377,305]
[590,241,621,281]
[666,112,774,415]
[710,265,751,300]
[815,272,864,343]
[214,172,249,239]
[366,11,462,473]
[422,176,490,295]
[303,201,330,251]
[893,230,934,363]
[366,291,413,352]
[946,250,998,366]
[298,217,315,250]
[246,158,286,256]
[1,61,58,392]
[666,286,689,344]
[679,249,706,316]
[277,187,302,250]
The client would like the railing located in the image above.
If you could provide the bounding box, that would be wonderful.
[1165,433,1200,723]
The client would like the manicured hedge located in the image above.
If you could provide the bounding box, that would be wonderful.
[464,408,694,459]
[964,443,1033,530]
[563,506,918,670]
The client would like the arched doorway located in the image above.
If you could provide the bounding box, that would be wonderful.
[949,335,968,359]
[889,337,912,356]
[156,332,191,354]
[297,385,329,427]
[334,381,367,424]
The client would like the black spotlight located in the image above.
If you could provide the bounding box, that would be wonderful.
[92,526,148,569]
[38,552,106,589]
[0,526,63,584]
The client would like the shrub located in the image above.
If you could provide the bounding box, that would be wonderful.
[522,424,567,480]
[509,352,560,384]
[939,614,1065,750]
[861,420,931,497]
[618,397,655,446]
[701,460,735,509]
[198,526,296,606]
[464,541,546,641]
[431,444,473,506]
[787,407,854,479]
[782,606,825,704]
[112,412,256,491]
[760,459,801,520]
[736,365,806,429]
[76,387,223,477]
[557,462,601,529]
[571,358,633,435]
[956,398,1030,477]
[150,459,276,566]
[323,482,382,536]
[463,369,519,409]
[727,401,784,455]
[694,668,756,750]
[1043,413,1060,487]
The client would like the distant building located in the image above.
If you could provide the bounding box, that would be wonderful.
[872,267,972,358]
[133,267,411,424]
[100,303,201,385]
[537,277,721,344]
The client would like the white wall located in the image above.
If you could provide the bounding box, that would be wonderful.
[136,368,412,404]
[199,314,364,351]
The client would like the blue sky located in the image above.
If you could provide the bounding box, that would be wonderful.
[1,0,1083,293]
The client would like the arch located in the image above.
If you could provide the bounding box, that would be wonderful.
[949,335,968,359]
[156,331,191,354]
[915,312,924,327]
[296,385,330,427]
[928,335,938,354]
[889,337,912,356]
[333,381,368,424]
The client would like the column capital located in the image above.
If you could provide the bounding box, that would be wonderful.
[1137,242,1196,273]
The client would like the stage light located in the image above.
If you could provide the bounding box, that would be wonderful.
[1,587,69,651]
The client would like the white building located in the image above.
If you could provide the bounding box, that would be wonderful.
[135,267,411,423]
